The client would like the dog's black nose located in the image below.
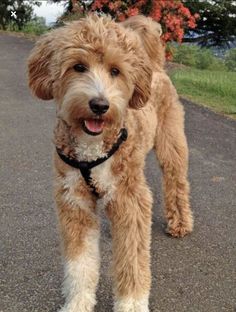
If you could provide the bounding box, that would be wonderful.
[89,98,109,115]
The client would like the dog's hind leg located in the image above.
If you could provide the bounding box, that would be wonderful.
[55,170,100,312]
[154,80,193,238]
[106,172,152,312]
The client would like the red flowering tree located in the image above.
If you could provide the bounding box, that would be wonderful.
[53,0,199,58]
[76,0,199,45]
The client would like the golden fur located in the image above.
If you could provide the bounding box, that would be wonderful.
[28,14,193,312]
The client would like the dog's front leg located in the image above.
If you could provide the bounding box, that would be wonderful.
[107,174,152,312]
[55,170,100,312]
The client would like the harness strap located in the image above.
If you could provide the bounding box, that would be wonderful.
[56,128,128,197]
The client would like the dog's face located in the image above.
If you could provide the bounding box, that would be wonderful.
[28,15,152,140]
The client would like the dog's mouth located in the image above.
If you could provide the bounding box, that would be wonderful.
[82,118,105,136]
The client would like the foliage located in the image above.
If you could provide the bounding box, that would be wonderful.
[225,48,236,72]
[0,0,41,30]
[173,44,227,71]
[52,0,198,46]
[170,68,236,117]
[183,0,236,47]
[53,2,84,27]
[173,44,199,67]
[5,16,48,35]
[195,48,226,71]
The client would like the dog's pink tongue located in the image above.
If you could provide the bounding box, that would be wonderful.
[85,119,104,133]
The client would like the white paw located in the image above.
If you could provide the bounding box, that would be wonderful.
[58,296,96,312]
[114,296,149,312]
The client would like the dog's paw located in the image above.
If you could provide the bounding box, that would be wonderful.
[58,300,95,312]
[114,296,149,312]
[166,221,193,238]
[59,308,92,312]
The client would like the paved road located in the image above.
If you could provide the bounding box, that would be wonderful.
[0,34,236,312]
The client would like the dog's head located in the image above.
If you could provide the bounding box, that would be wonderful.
[28,15,152,139]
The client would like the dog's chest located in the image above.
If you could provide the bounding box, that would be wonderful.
[91,157,116,203]
[63,157,116,208]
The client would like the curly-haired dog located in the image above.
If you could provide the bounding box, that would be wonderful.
[28,15,193,312]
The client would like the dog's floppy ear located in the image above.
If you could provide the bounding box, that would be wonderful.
[129,57,152,109]
[28,33,55,100]
[122,15,165,68]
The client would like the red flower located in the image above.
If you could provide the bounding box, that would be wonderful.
[88,0,199,59]
[127,7,139,17]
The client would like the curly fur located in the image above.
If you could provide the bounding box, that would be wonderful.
[28,14,193,312]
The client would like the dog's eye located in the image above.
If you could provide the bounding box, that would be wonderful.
[110,67,120,77]
[73,64,88,73]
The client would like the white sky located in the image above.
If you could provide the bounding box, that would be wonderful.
[32,1,65,25]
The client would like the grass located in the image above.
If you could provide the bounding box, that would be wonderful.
[169,67,236,119]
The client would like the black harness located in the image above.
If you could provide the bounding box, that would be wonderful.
[56,128,128,197]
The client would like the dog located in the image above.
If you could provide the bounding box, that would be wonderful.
[28,14,193,312]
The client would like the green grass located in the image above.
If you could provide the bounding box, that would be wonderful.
[169,68,236,118]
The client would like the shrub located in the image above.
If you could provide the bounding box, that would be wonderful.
[22,17,48,35]
[208,57,227,71]
[6,16,48,35]
[225,48,236,72]
[173,44,227,71]
[173,44,199,67]
[195,48,215,69]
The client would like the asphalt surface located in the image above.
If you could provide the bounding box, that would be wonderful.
[0,34,236,312]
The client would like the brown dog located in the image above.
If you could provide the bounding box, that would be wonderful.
[28,14,193,312]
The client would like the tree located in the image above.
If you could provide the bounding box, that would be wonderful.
[0,0,41,30]
[183,0,236,47]
[51,0,198,46]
